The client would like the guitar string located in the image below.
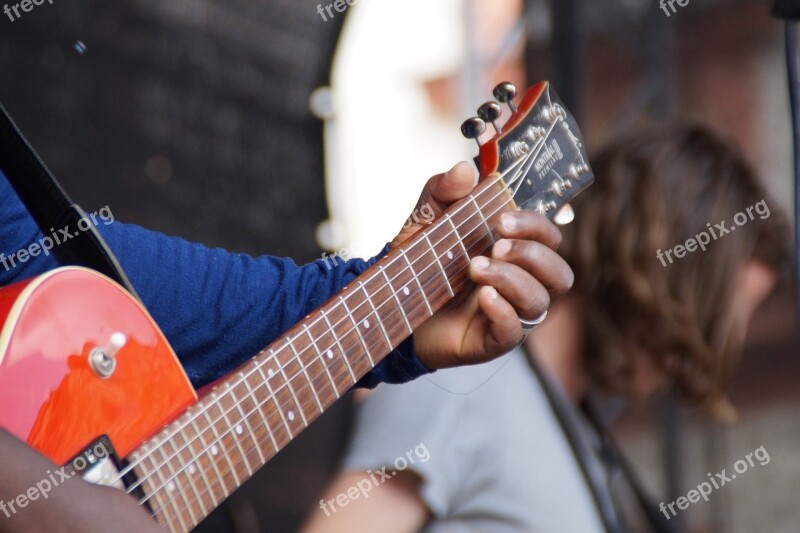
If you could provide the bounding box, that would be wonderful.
[130,123,559,522]
[130,166,515,505]
[114,130,543,498]
[145,191,512,528]
[128,121,557,528]
[126,121,558,523]
[134,129,560,524]
[138,136,556,521]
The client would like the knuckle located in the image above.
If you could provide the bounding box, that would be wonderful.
[526,242,545,264]
[525,287,550,318]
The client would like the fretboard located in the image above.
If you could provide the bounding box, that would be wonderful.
[126,176,515,532]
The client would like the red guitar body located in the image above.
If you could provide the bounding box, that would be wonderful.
[0,267,196,465]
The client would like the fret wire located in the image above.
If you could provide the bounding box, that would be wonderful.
[134,187,513,504]
[236,378,269,462]
[201,405,242,486]
[400,249,433,315]
[143,447,179,531]
[379,264,412,334]
[121,168,518,469]
[339,296,374,367]
[189,417,224,506]
[446,212,471,260]
[144,205,510,512]
[125,169,533,501]
[260,352,295,439]
[469,194,495,244]
[321,311,357,384]
[171,439,204,526]
[220,385,254,477]
[137,450,171,528]
[182,428,218,512]
[157,440,198,528]
[422,231,454,297]
[228,380,265,466]
[358,280,393,349]
[132,190,514,504]
[242,365,279,453]
[274,347,309,427]
[304,324,340,399]
[149,448,187,532]
[175,426,208,519]
[287,339,324,413]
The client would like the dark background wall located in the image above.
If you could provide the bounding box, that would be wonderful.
[0,0,340,259]
[0,1,351,530]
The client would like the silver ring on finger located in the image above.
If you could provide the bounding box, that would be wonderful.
[520,310,548,334]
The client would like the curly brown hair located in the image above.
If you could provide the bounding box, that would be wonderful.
[560,123,791,407]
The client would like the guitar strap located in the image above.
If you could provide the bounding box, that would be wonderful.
[581,398,678,533]
[0,101,138,298]
[523,348,677,533]
[772,1,800,331]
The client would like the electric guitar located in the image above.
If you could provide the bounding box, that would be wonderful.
[0,81,593,532]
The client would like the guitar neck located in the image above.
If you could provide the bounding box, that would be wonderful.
[126,176,515,532]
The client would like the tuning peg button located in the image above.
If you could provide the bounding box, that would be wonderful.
[493,82,518,113]
[478,101,503,134]
[461,117,487,148]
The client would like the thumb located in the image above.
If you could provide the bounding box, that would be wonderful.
[424,161,476,211]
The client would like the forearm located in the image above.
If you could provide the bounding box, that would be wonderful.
[0,430,159,533]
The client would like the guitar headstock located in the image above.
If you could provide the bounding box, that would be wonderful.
[462,82,594,222]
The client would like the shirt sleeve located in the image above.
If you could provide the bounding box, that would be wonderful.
[0,172,432,388]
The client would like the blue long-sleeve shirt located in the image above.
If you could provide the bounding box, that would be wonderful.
[0,172,430,388]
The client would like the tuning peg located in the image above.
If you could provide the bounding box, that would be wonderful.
[461,117,487,148]
[493,82,518,113]
[478,101,503,134]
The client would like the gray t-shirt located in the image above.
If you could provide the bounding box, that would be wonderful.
[341,347,606,532]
